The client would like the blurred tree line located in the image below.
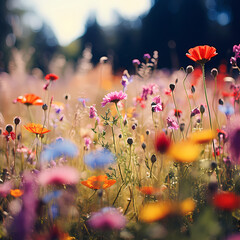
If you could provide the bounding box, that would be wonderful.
[0,0,239,73]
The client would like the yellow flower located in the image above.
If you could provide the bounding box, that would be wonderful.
[189,129,216,144]
[179,198,196,215]
[167,140,201,163]
[139,202,171,223]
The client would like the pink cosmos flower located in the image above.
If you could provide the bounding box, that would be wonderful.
[167,117,179,130]
[101,91,127,107]
[38,166,80,186]
[89,104,97,119]
[88,207,126,231]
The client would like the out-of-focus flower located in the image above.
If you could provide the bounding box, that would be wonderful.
[141,84,157,101]
[132,59,140,66]
[213,192,240,211]
[88,207,126,231]
[0,181,12,197]
[24,123,51,135]
[15,94,43,106]
[155,132,171,154]
[226,233,240,240]
[137,186,163,195]
[189,129,216,144]
[78,98,89,108]
[174,109,182,118]
[186,45,217,64]
[42,190,63,203]
[191,107,200,117]
[167,117,179,130]
[152,96,163,112]
[167,140,201,163]
[230,44,240,66]
[3,130,16,141]
[45,73,59,81]
[84,149,115,169]
[10,189,24,198]
[101,91,127,107]
[81,175,116,190]
[40,139,78,162]
[121,71,133,91]
[38,166,80,186]
[219,102,234,117]
[84,137,92,150]
[89,104,97,119]
[179,198,196,215]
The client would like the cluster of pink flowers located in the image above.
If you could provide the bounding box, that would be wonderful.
[167,117,179,130]
[141,83,157,101]
[230,44,240,65]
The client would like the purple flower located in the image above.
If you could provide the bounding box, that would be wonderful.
[230,44,240,65]
[226,233,240,240]
[167,117,179,130]
[132,59,140,66]
[88,207,126,231]
[121,73,133,91]
[89,104,97,119]
[191,107,200,117]
[101,91,127,107]
[152,96,163,112]
[141,83,157,101]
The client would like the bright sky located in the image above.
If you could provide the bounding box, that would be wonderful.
[19,0,152,46]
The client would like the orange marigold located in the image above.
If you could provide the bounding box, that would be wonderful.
[24,123,51,135]
[16,94,43,106]
[10,189,23,198]
[186,45,217,64]
[81,175,116,190]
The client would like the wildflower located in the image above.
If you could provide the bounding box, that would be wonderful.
[84,137,92,150]
[89,104,97,119]
[167,141,201,163]
[141,83,157,101]
[137,186,161,195]
[81,175,116,190]
[219,102,234,117]
[84,149,115,169]
[144,53,151,61]
[213,192,240,211]
[13,117,21,125]
[155,132,171,154]
[38,166,80,186]
[24,123,51,135]
[10,189,24,198]
[191,107,200,117]
[189,129,216,144]
[230,44,240,66]
[132,59,140,66]
[0,181,12,197]
[179,198,196,215]
[40,139,78,162]
[3,129,15,141]
[15,93,43,106]
[45,73,59,81]
[186,45,218,64]
[101,91,127,107]
[174,109,182,118]
[88,207,126,231]
[121,71,133,90]
[152,96,163,112]
[167,117,179,130]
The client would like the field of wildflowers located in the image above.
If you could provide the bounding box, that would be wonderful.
[0,45,240,239]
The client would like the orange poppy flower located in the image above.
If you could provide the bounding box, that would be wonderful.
[24,123,51,135]
[45,73,59,81]
[16,94,43,106]
[10,189,23,198]
[137,186,160,195]
[81,175,116,190]
[186,45,217,64]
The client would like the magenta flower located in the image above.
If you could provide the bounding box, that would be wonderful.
[89,104,97,119]
[167,117,179,130]
[141,83,157,101]
[152,96,163,112]
[101,91,127,107]
[84,137,92,150]
[0,181,12,197]
[191,107,200,117]
[88,207,126,231]
[38,166,80,186]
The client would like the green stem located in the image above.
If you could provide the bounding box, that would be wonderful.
[27,106,33,122]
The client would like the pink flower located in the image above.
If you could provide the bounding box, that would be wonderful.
[89,104,97,119]
[84,137,92,150]
[101,91,127,107]
[152,96,163,112]
[38,166,80,186]
[88,207,126,231]
[0,181,12,197]
[167,117,179,130]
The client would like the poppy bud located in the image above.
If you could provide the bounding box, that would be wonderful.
[211,68,218,78]
[210,161,217,170]
[151,154,157,164]
[13,117,21,125]
[180,123,185,132]
[218,99,224,105]
[200,105,205,114]
[132,124,136,130]
[6,124,13,133]
[119,134,122,139]
[142,142,146,150]
[42,104,48,111]
[146,130,150,135]
[191,85,195,94]
[186,65,194,74]
[127,137,133,146]
[169,84,175,92]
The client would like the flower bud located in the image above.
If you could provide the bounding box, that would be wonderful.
[127,137,133,146]
[211,68,218,78]
[200,104,205,114]
[142,142,146,150]
[13,117,21,125]
[151,154,157,164]
[169,84,175,92]
[42,104,48,111]
[119,134,122,139]
[146,130,150,135]
[6,124,13,133]
[186,65,194,74]
[218,99,224,105]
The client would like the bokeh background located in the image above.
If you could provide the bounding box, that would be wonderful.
[0,0,239,75]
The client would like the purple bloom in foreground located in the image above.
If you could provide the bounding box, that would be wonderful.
[88,207,126,231]
[101,91,127,107]
[89,104,97,119]
[167,117,179,130]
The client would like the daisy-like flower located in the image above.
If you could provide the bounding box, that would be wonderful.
[15,94,43,106]
[101,91,127,107]
[88,207,126,231]
[24,123,51,135]
[45,73,59,81]
[186,45,218,64]
[38,166,80,186]
[81,175,116,190]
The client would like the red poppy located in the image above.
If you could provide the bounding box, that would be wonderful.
[45,73,59,81]
[16,94,43,106]
[186,45,217,64]
[3,130,16,141]
[155,132,171,154]
[213,192,240,211]
[137,186,160,195]
[81,175,116,190]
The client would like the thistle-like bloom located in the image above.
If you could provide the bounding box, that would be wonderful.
[89,104,97,119]
[45,73,59,81]
[15,94,43,106]
[101,91,127,107]
[167,117,179,130]
[24,123,51,135]
[88,207,126,231]
[84,149,115,169]
[81,175,116,190]
[38,166,80,186]
[186,45,217,64]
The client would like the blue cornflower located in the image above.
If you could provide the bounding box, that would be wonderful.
[84,149,115,169]
[40,138,79,162]
[219,102,234,117]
